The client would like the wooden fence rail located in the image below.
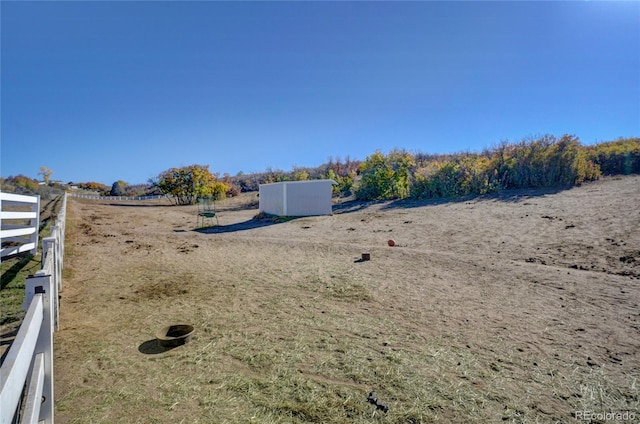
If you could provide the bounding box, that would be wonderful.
[0,192,40,258]
[0,193,67,424]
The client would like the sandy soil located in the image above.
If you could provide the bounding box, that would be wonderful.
[54,176,640,423]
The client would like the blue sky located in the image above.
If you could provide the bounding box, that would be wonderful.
[2,1,639,185]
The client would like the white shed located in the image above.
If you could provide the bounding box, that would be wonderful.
[259,179,336,216]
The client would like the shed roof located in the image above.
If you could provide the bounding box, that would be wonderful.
[259,179,337,187]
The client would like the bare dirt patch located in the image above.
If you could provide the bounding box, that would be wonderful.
[54,177,640,423]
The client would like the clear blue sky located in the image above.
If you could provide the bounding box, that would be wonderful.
[2,1,639,185]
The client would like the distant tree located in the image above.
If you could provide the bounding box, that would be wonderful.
[38,166,54,184]
[291,167,310,181]
[1,174,40,194]
[77,182,111,195]
[221,173,241,197]
[110,180,128,196]
[151,164,230,205]
[232,173,257,192]
[127,183,155,197]
[263,167,286,184]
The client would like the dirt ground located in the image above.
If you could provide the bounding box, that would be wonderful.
[54,176,639,423]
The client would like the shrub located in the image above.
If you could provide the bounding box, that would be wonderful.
[489,135,600,190]
[586,137,640,175]
[355,150,414,200]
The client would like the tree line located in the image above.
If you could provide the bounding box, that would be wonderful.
[2,135,637,204]
[148,158,361,205]
[147,134,638,204]
[355,135,639,200]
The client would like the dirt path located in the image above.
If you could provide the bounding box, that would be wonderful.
[54,177,640,423]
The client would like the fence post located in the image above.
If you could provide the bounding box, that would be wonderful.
[49,226,63,295]
[58,194,67,270]
[29,195,41,256]
[42,237,59,332]
[24,272,55,423]
[0,295,43,424]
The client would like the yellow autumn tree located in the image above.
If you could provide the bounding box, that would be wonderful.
[38,166,54,184]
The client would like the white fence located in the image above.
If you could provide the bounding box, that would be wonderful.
[0,193,40,258]
[0,193,66,424]
[68,193,169,201]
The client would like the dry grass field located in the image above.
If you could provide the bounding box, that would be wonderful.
[54,176,640,423]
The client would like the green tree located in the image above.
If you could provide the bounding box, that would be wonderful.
[152,164,229,205]
[326,168,354,196]
[110,180,128,196]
